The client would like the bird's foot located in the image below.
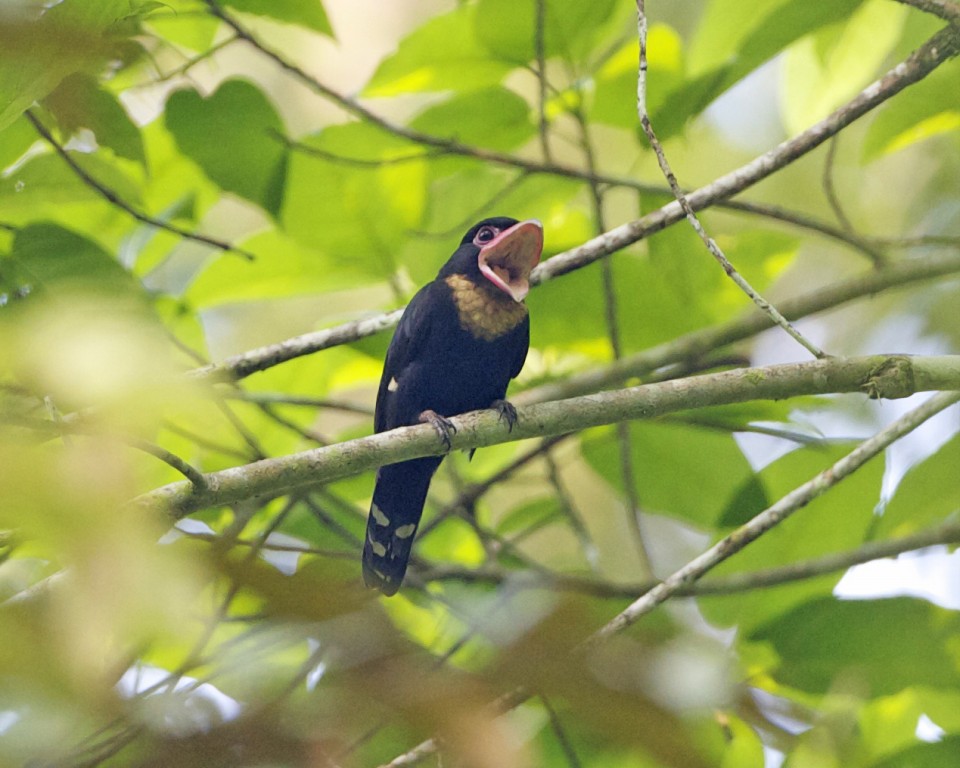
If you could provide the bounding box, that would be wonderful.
[491,399,519,432]
[419,409,457,450]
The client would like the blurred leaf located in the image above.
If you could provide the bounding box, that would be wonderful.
[43,73,145,166]
[475,0,620,66]
[0,115,35,170]
[702,442,882,632]
[8,222,147,302]
[184,229,371,308]
[0,0,142,130]
[780,0,908,134]
[365,5,512,96]
[583,421,756,527]
[409,87,535,151]
[872,738,960,768]
[0,149,143,215]
[282,125,426,277]
[750,596,960,695]
[222,0,332,36]
[653,0,865,138]
[863,65,960,161]
[592,23,685,129]
[165,80,288,216]
[872,434,960,540]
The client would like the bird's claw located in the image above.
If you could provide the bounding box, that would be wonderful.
[419,409,457,450]
[492,399,519,432]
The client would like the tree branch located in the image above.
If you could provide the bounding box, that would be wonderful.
[24,110,255,261]
[520,251,960,404]
[186,24,959,381]
[418,519,960,598]
[588,389,960,642]
[636,0,816,359]
[136,354,960,519]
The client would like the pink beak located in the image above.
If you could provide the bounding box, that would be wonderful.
[478,219,544,302]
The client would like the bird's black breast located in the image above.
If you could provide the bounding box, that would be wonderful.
[375,276,529,432]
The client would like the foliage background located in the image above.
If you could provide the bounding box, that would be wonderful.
[0,0,959,766]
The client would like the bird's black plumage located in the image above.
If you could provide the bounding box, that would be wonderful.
[362,217,543,595]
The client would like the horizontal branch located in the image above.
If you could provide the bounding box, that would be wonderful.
[137,354,960,519]
[520,251,960,404]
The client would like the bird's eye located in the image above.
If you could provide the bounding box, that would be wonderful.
[475,226,498,244]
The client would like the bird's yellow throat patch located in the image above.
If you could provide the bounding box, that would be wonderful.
[445,274,528,342]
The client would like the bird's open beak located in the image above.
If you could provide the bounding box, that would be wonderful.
[478,219,543,302]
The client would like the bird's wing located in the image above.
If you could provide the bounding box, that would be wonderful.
[509,315,531,380]
[374,283,437,434]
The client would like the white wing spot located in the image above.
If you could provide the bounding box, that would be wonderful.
[395,524,416,539]
[371,504,390,526]
[387,377,399,392]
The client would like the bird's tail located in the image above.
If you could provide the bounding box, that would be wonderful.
[362,456,442,595]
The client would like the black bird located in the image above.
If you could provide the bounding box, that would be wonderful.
[362,217,544,595]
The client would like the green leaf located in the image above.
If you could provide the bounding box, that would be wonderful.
[780,0,908,134]
[863,65,960,161]
[409,87,534,152]
[872,738,960,768]
[8,223,147,303]
[872,434,960,540]
[0,0,138,131]
[0,115,35,171]
[222,0,332,36]
[651,0,865,138]
[591,24,685,130]
[750,596,960,695]
[474,0,620,66]
[365,5,512,96]
[184,229,372,308]
[281,123,427,279]
[0,151,143,214]
[165,80,288,216]
[702,442,882,632]
[582,421,756,527]
[43,73,146,166]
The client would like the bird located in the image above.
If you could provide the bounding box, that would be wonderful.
[362,217,544,595]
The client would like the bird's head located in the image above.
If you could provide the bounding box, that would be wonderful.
[440,217,544,302]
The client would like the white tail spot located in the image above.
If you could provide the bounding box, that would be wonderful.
[395,524,416,539]
[371,504,390,526]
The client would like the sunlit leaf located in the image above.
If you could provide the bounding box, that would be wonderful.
[166,80,288,216]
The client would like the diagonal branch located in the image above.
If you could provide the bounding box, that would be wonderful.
[137,354,960,519]
[187,23,960,381]
[24,110,255,261]
[588,389,960,642]
[635,0,827,359]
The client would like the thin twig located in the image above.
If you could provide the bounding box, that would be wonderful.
[823,136,855,232]
[189,24,959,382]
[421,518,960,598]
[519,251,960,405]
[572,101,652,576]
[24,110,255,261]
[535,0,553,162]
[589,390,960,642]
[127,438,209,490]
[635,0,827,360]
